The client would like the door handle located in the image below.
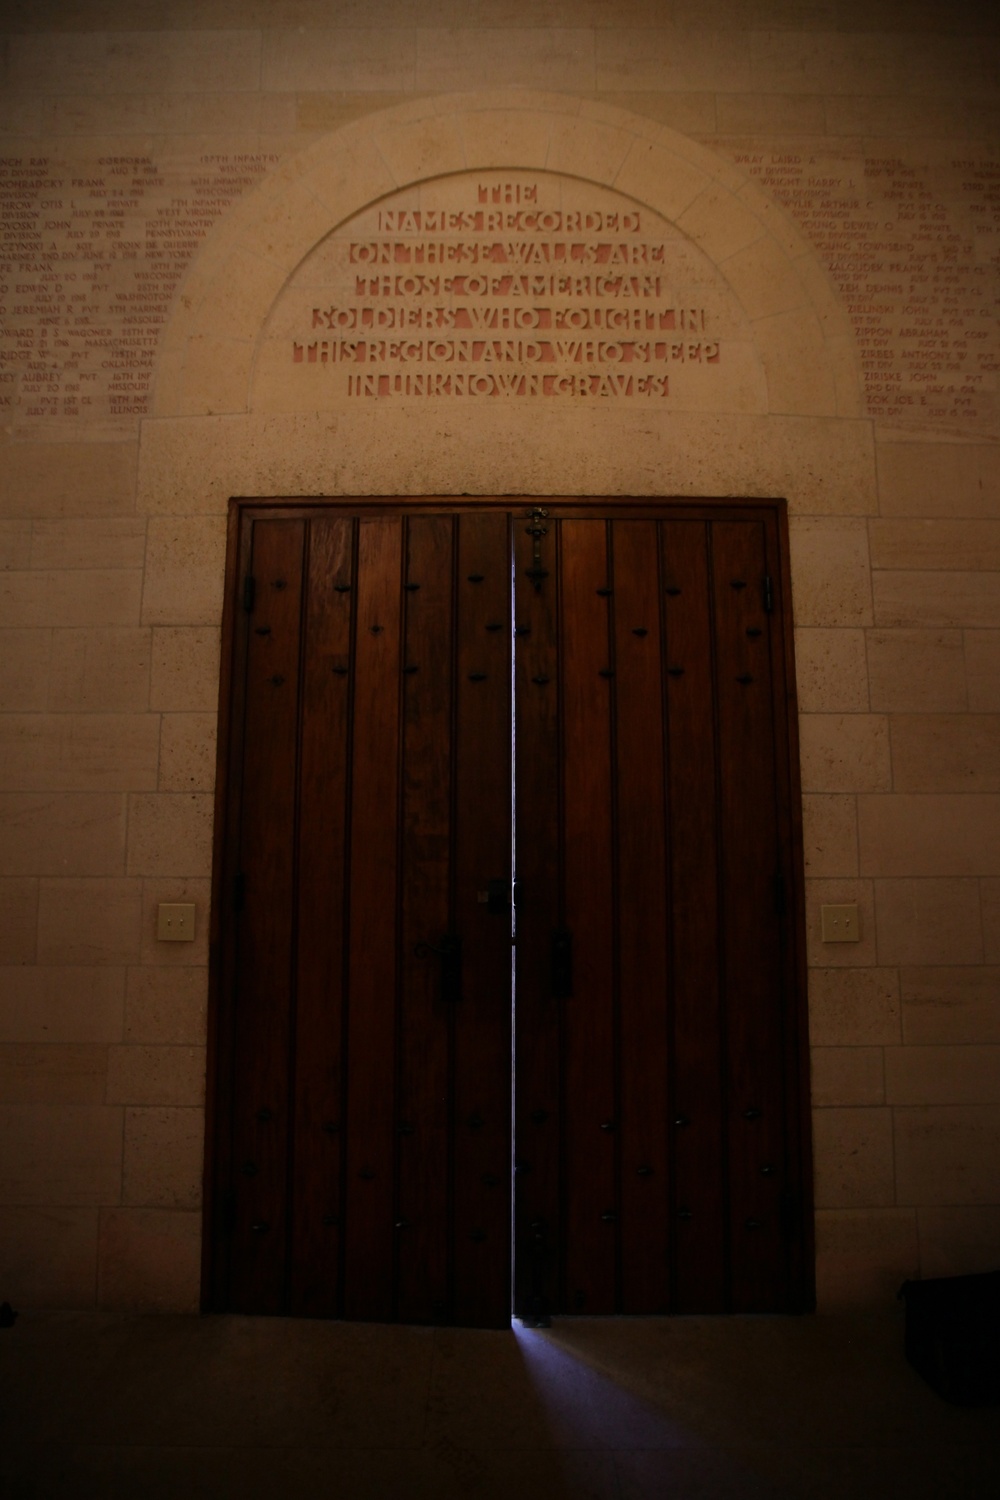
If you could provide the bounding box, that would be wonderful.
[551,929,573,998]
[416,934,462,1004]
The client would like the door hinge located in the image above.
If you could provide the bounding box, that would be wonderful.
[243,575,256,613]
[234,871,246,911]
[763,575,774,614]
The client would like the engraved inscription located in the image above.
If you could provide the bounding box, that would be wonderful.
[0,152,277,428]
[732,150,999,434]
[5,150,994,430]
[277,177,729,401]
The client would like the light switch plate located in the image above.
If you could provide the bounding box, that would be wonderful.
[157,902,196,942]
[821,903,860,943]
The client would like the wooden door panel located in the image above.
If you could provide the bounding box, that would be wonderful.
[710,520,789,1312]
[342,518,405,1322]
[512,507,808,1318]
[212,506,513,1328]
[228,518,306,1313]
[396,514,457,1324]
[559,519,617,1313]
[451,512,513,1328]
[660,520,727,1312]
[612,521,671,1314]
[290,516,354,1317]
[512,514,562,1324]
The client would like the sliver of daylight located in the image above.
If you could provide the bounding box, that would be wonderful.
[512,1321,772,1498]
[511,540,518,1320]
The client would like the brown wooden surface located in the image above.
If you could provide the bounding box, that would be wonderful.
[559,519,617,1313]
[513,510,562,1321]
[710,520,788,1312]
[342,518,403,1322]
[396,515,456,1324]
[451,512,513,1328]
[660,520,726,1312]
[228,518,305,1313]
[612,521,671,1314]
[207,499,812,1325]
[289,515,354,1317]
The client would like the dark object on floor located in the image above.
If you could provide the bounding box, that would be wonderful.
[0,1302,17,1328]
[899,1271,1000,1406]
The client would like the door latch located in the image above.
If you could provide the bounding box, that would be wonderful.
[525,507,550,592]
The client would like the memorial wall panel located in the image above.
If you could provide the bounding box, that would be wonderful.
[2,142,996,436]
[0,150,276,434]
[725,145,999,436]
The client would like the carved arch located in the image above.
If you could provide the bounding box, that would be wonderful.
[153,91,862,422]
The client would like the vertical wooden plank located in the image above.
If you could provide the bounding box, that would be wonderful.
[560,518,617,1314]
[513,510,562,1321]
[396,515,456,1323]
[661,520,727,1312]
[451,510,512,1329]
[289,515,354,1318]
[612,520,671,1314]
[342,517,403,1322]
[228,518,305,1313]
[710,521,788,1312]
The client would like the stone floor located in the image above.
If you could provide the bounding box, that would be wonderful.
[1,1308,998,1498]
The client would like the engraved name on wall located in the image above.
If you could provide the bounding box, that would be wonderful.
[0,152,276,432]
[2,151,997,433]
[732,150,999,435]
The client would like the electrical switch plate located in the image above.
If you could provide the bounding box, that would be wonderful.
[821,903,860,943]
[157,902,196,942]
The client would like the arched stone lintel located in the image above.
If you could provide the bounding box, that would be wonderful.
[153,91,862,422]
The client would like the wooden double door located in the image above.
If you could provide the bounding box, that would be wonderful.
[205,500,812,1329]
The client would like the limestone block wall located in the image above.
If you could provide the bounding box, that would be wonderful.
[1,1,998,1313]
